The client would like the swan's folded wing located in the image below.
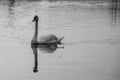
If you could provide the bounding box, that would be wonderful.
[39,34,57,43]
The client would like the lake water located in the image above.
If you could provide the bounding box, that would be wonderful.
[0,1,120,80]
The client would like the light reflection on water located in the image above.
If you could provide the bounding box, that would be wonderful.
[0,1,120,80]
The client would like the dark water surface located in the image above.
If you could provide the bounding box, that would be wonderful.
[0,0,120,80]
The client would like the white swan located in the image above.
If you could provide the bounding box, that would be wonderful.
[31,15,64,45]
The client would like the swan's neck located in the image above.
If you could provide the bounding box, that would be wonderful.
[32,20,38,44]
[34,20,38,39]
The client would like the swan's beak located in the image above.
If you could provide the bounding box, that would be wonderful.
[32,19,35,22]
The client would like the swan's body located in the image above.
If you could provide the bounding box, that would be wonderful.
[39,34,64,44]
[31,15,64,45]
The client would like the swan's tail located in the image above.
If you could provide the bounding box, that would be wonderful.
[57,36,64,44]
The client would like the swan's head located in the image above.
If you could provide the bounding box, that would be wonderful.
[32,15,39,22]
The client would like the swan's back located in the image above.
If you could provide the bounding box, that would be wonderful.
[39,34,58,43]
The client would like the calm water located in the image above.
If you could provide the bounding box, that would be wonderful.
[0,1,120,80]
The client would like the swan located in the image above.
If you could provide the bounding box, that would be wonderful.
[31,15,64,45]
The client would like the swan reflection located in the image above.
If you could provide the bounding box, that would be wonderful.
[31,43,64,73]
[38,44,64,53]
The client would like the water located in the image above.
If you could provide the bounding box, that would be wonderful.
[0,1,120,80]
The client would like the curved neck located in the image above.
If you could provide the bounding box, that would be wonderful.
[34,19,38,39]
[32,19,38,44]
